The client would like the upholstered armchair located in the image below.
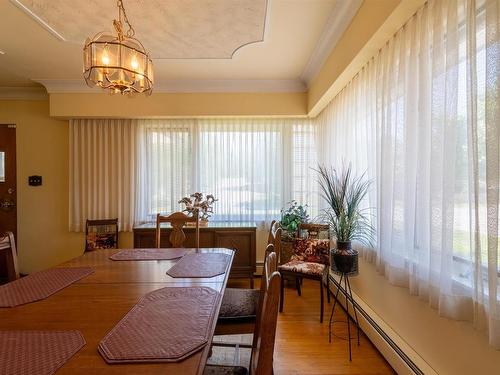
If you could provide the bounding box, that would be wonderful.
[278,223,331,322]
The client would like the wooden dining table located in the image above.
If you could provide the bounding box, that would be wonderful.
[0,247,234,375]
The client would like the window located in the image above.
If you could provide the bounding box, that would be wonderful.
[291,121,319,218]
[135,118,318,223]
[315,0,500,347]
[135,119,193,222]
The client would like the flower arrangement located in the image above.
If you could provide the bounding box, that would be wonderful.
[178,192,218,221]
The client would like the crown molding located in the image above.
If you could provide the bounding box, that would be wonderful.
[156,79,306,93]
[10,0,66,41]
[0,86,48,100]
[35,79,306,94]
[300,0,363,86]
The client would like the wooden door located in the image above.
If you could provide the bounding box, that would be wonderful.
[0,125,17,278]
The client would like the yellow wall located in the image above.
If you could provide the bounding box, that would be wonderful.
[308,0,426,117]
[0,98,269,273]
[0,99,133,274]
[50,92,308,118]
[349,258,500,374]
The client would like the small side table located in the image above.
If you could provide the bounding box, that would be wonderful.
[328,272,360,361]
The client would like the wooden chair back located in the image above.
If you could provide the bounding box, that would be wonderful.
[255,244,276,318]
[85,218,118,252]
[0,231,19,281]
[156,211,199,248]
[297,223,329,239]
[251,249,277,366]
[250,263,281,375]
[267,220,276,244]
[267,221,282,263]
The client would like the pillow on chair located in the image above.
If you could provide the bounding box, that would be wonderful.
[291,238,330,265]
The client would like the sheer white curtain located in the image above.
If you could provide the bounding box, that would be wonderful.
[69,119,136,231]
[133,118,318,223]
[317,0,500,347]
[290,120,320,219]
[135,119,194,223]
[70,118,318,228]
[196,118,284,222]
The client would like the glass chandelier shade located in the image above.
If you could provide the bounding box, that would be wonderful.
[83,1,153,95]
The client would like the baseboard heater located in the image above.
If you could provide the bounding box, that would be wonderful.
[328,274,437,375]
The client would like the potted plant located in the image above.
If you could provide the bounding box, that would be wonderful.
[280,200,309,239]
[317,164,374,275]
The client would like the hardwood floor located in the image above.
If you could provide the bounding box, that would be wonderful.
[227,277,395,375]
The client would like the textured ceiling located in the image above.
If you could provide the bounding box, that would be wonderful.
[0,0,364,91]
[15,0,267,59]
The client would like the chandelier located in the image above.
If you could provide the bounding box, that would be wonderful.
[83,0,153,95]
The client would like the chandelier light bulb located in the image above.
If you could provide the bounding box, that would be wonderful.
[102,53,110,66]
[131,56,138,70]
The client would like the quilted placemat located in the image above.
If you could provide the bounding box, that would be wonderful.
[0,267,94,307]
[0,330,85,375]
[99,286,220,363]
[166,252,231,278]
[109,248,190,261]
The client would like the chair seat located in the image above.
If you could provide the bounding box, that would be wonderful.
[204,365,248,375]
[278,260,325,277]
[218,288,260,320]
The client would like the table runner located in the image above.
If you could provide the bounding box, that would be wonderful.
[99,286,220,363]
[166,252,231,278]
[0,330,85,375]
[0,267,94,307]
[109,248,190,261]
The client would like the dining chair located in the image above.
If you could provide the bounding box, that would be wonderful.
[278,223,331,322]
[156,210,199,248]
[215,243,274,335]
[85,218,118,252]
[215,221,281,335]
[0,231,19,282]
[205,252,281,375]
[267,220,282,263]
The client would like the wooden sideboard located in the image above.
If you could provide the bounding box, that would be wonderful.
[133,222,257,287]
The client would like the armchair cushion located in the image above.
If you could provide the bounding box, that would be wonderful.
[85,219,118,251]
[278,260,326,277]
[291,238,330,265]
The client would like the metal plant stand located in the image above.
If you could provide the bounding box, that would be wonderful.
[328,272,360,361]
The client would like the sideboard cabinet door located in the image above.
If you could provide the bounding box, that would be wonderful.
[215,230,256,281]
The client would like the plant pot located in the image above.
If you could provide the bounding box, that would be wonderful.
[281,229,296,241]
[330,241,359,276]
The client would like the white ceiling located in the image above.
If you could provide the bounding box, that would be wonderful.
[15,0,268,59]
[0,0,362,92]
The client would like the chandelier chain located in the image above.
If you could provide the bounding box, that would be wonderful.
[117,0,135,38]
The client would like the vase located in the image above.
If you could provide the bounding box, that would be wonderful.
[186,219,209,227]
[331,240,359,276]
